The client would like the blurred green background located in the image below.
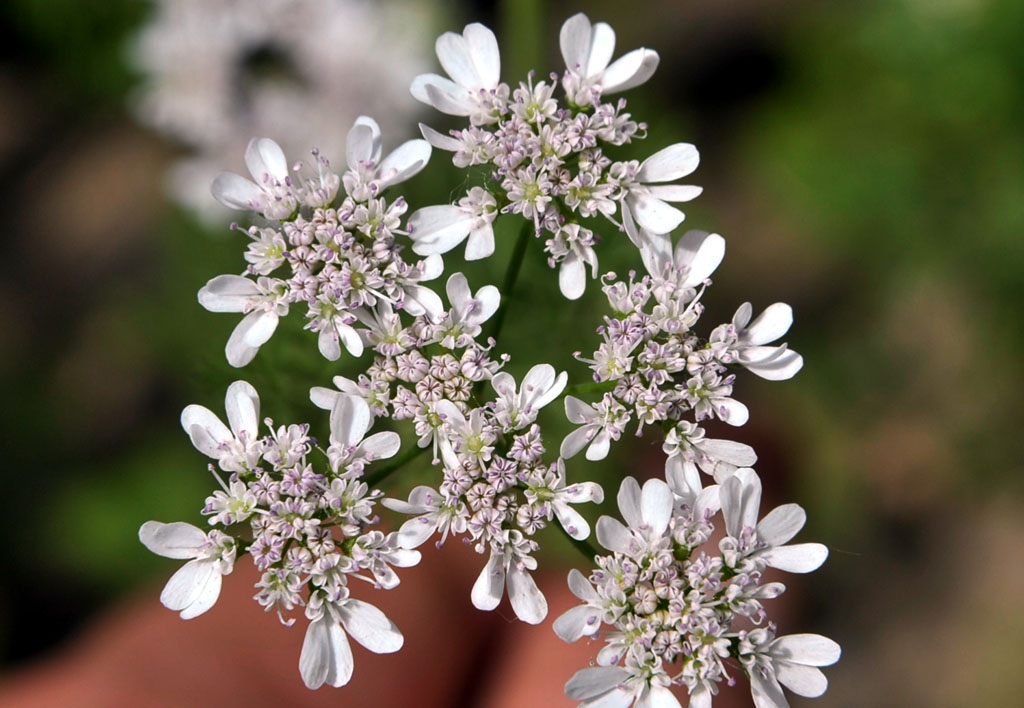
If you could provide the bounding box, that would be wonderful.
[1,0,1022,705]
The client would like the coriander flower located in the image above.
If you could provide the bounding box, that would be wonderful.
[619,143,703,236]
[197,274,288,367]
[559,12,660,107]
[180,380,263,473]
[411,22,504,125]
[739,629,842,708]
[491,363,568,431]
[407,186,499,260]
[211,137,298,220]
[299,596,404,689]
[326,394,401,475]
[720,468,829,573]
[138,521,236,619]
[342,115,432,200]
[715,302,804,381]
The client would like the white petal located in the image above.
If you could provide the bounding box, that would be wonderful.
[198,274,258,313]
[750,671,788,708]
[757,503,807,547]
[772,634,842,667]
[419,123,462,152]
[721,469,761,538]
[346,119,378,168]
[330,394,371,447]
[645,184,703,203]
[339,599,404,654]
[395,516,436,549]
[717,398,750,426]
[567,568,599,601]
[210,172,262,211]
[744,303,793,345]
[553,502,591,540]
[637,685,683,708]
[299,618,353,689]
[224,380,259,440]
[553,605,598,643]
[629,192,685,234]
[700,438,757,467]
[409,205,473,255]
[404,285,444,319]
[436,30,481,89]
[410,73,474,115]
[562,480,604,504]
[225,310,278,368]
[507,565,548,624]
[775,662,828,698]
[180,404,231,454]
[318,326,341,361]
[160,558,221,619]
[617,476,643,529]
[464,221,496,260]
[378,139,432,188]
[595,516,637,556]
[640,478,673,536]
[638,143,699,183]
[675,231,725,286]
[560,426,594,459]
[759,543,829,573]
[744,348,804,381]
[464,23,500,88]
[559,13,592,74]
[565,666,632,701]
[336,321,364,358]
[586,22,616,77]
[138,521,205,559]
[585,428,611,461]
[471,552,505,611]
[564,395,596,425]
[601,48,659,94]
[532,369,567,410]
[358,431,401,460]
[559,250,587,300]
[244,137,288,182]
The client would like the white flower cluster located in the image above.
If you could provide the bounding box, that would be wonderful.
[129,0,431,219]
[557,471,836,708]
[139,11,840,706]
[140,381,417,688]
[408,14,702,300]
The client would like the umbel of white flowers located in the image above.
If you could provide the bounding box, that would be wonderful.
[139,11,839,707]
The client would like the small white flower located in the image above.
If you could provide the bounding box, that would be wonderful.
[342,115,431,200]
[411,23,503,124]
[407,187,498,260]
[721,468,829,573]
[565,662,681,708]
[180,380,263,473]
[437,272,500,348]
[741,630,842,708]
[595,477,673,559]
[620,144,703,236]
[491,363,568,431]
[326,394,400,473]
[470,536,548,624]
[638,229,726,297]
[211,137,298,220]
[382,485,467,549]
[560,395,626,461]
[664,421,756,487]
[138,521,235,619]
[299,598,404,689]
[197,274,288,367]
[727,302,804,381]
[559,13,660,107]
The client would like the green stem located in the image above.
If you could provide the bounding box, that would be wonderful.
[364,443,430,487]
[486,220,533,345]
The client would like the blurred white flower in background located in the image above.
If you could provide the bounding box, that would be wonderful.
[128,0,433,221]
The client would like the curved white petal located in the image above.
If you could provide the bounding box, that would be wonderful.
[560,426,594,459]
[358,431,401,460]
[640,478,673,536]
[559,250,587,300]
[553,502,591,541]
[676,231,725,286]
[197,275,258,313]
[602,47,659,94]
[409,205,473,254]
[378,139,432,188]
[138,521,205,559]
[757,503,807,547]
[629,192,685,234]
[586,22,616,77]
[210,172,262,211]
[160,558,221,619]
[638,143,699,183]
[410,73,473,114]
[470,551,505,611]
[224,380,259,440]
[772,634,842,667]
[180,404,231,453]
[617,476,643,529]
[565,666,632,701]
[395,516,436,549]
[464,221,496,260]
[585,428,611,461]
[553,604,598,643]
[225,310,278,368]
[463,23,500,88]
[564,396,596,425]
[244,137,288,182]
[419,123,462,151]
[507,565,548,624]
[299,617,353,689]
[339,599,404,654]
[559,13,592,74]
[717,398,750,426]
[595,516,636,556]
[775,662,828,698]
[759,543,829,573]
[330,394,371,447]
[744,303,794,345]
